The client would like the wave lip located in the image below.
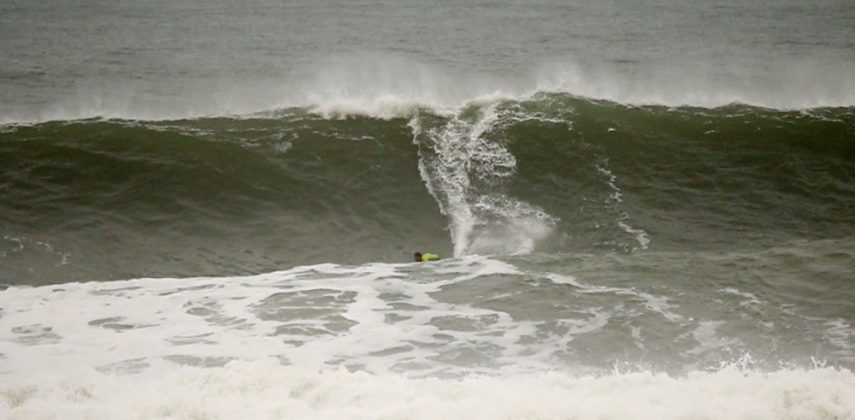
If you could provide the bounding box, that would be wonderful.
[3,56,855,124]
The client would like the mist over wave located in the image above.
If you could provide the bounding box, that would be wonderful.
[3,55,855,124]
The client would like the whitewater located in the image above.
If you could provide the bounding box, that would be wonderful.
[3,257,855,419]
[3,0,855,419]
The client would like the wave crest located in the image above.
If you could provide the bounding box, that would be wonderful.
[4,55,854,124]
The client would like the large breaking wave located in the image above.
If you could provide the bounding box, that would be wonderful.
[2,93,853,284]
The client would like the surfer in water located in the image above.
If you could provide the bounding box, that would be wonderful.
[414,252,439,262]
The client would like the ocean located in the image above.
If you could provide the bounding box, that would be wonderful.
[1,0,854,418]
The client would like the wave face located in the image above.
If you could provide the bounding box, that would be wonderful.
[2,95,854,284]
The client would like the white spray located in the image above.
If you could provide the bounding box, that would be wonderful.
[409,102,557,257]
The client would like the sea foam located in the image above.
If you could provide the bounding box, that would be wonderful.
[3,361,854,420]
[2,256,854,418]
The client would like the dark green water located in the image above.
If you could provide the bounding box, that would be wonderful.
[2,96,853,284]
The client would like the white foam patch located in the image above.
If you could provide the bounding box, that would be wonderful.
[0,257,608,380]
[596,160,651,251]
[2,256,854,418]
[685,321,742,356]
[410,105,505,257]
[411,103,559,257]
[720,288,764,308]
[2,362,854,420]
[547,274,683,323]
